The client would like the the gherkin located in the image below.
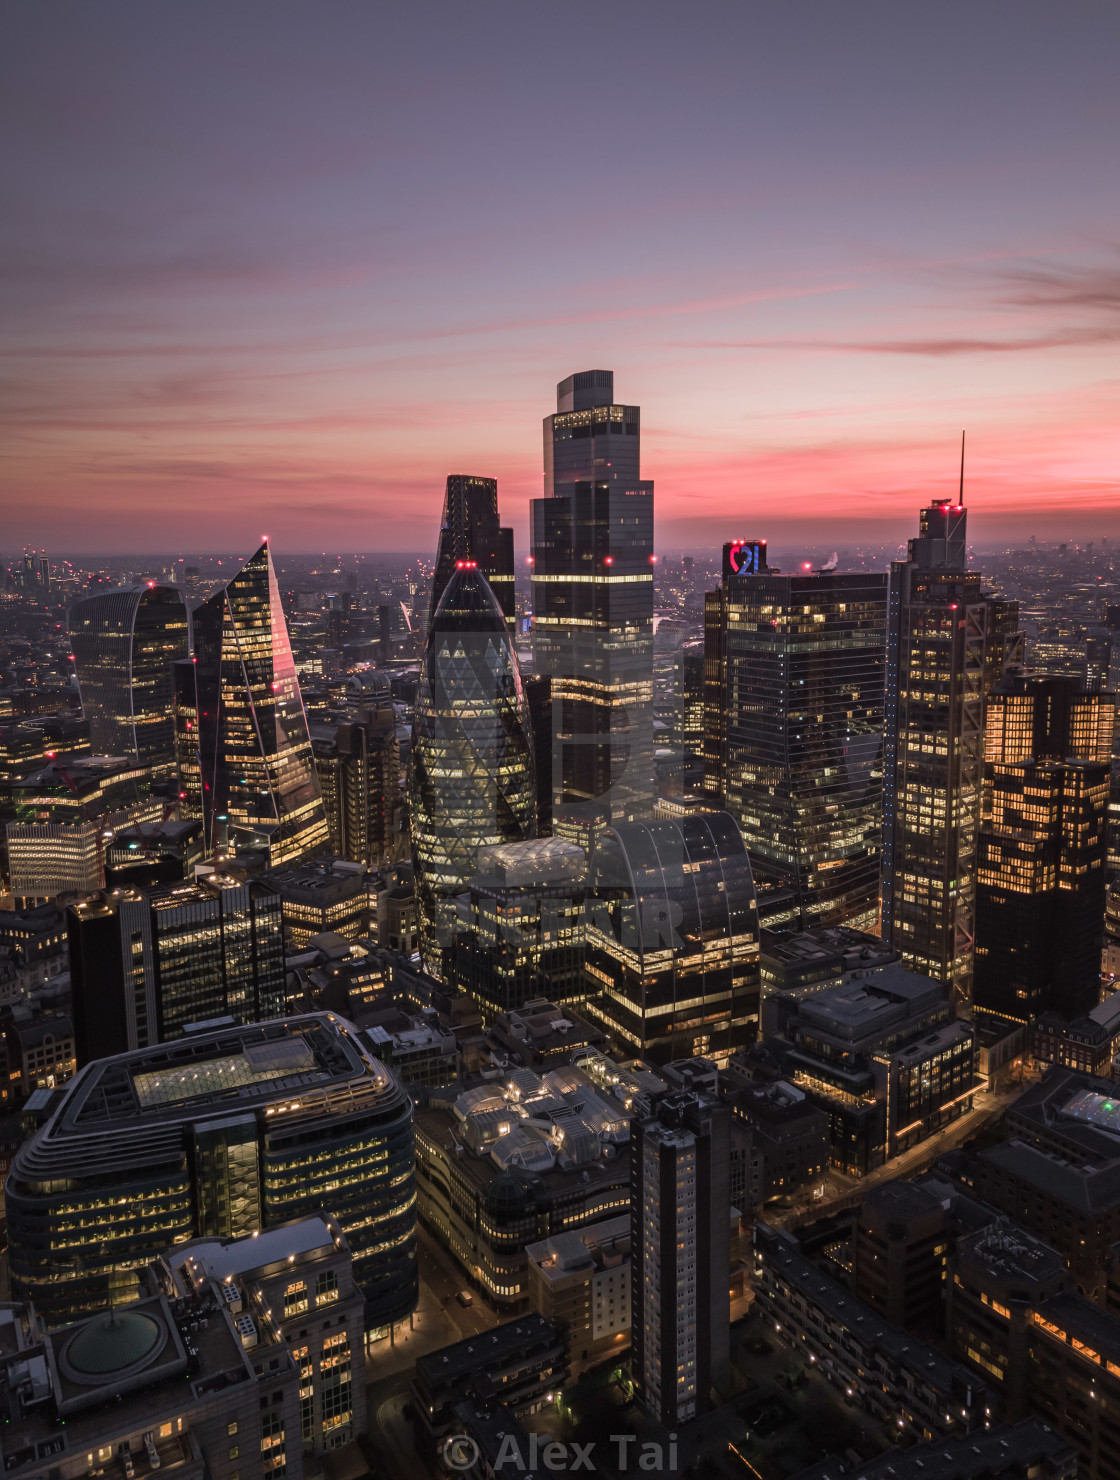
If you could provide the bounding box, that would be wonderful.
[410,564,535,969]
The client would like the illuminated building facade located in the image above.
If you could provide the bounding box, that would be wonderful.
[192,542,328,865]
[882,497,1019,1006]
[68,583,191,774]
[165,1213,367,1454]
[530,369,654,844]
[583,811,761,1065]
[974,674,1113,1030]
[5,1014,417,1331]
[450,837,587,1018]
[631,1091,730,1425]
[409,565,536,969]
[430,474,515,627]
[312,707,400,866]
[705,541,887,930]
[67,875,286,1062]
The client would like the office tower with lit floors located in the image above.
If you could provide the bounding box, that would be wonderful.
[973,673,1113,1031]
[409,563,536,969]
[631,1090,730,1426]
[192,542,328,865]
[430,474,516,627]
[704,540,887,930]
[5,1014,417,1331]
[69,583,191,773]
[531,370,654,845]
[583,811,761,1064]
[882,495,1019,1007]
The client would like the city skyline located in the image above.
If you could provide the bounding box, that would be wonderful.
[3,3,1119,553]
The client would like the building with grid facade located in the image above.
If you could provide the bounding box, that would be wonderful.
[409,565,536,970]
[190,542,328,866]
[68,583,191,775]
[704,542,887,930]
[974,674,1113,1031]
[530,370,654,845]
[882,497,1019,1008]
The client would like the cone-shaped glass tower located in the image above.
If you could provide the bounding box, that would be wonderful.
[410,563,535,968]
[191,542,328,865]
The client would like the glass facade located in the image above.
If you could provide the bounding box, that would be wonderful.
[583,811,760,1064]
[409,565,536,968]
[974,674,1113,1027]
[5,1016,417,1330]
[69,584,191,773]
[193,542,328,866]
[706,547,887,930]
[531,370,655,845]
[430,474,515,627]
[882,499,1019,1007]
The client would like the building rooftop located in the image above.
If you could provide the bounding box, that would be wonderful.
[170,1212,341,1286]
[415,1313,561,1389]
[789,1418,1073,1480]
[792,964,947,1043]
[525,1214,630,1282]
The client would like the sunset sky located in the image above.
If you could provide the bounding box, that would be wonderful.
[2,2,1119,555]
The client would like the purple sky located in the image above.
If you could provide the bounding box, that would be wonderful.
[2,1,1119,555]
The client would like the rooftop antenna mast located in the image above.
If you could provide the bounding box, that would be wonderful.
[959,429,966,505]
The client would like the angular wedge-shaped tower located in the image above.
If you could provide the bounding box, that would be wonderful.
[191,542,328,865]
[410,563,536,969]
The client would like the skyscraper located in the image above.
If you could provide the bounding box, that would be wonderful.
[191,542,328,865]
[531,370,654,845]
[631,1090,730,1425]
[974,674,1113,1029]
[67,874,287,1062]
[409,563,536,969]
[882,497,1019,1006]
[705,541,888,930]
[430,474,515,627]
[69,584,191,773]
[583,811,761,1064]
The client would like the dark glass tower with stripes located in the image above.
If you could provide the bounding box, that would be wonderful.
[409,563,536,969]
[69,584,191,774]
[191,542,328,865]
[531,370,654,846]
[705,542,888,930]
[430,474,515,628]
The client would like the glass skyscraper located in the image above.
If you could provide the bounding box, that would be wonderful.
[69,584,191,773]
[974,673,1113,1029]
[882,498,1019,1007]
[430,474,515,627]
[705,541,887,930]
[531,370,654,845]
[409,563,536,969]
[191,542,328,865]
[583,811,760,1064]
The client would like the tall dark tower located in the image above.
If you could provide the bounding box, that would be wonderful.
[69,584,191,774]
[531,370,654,846]
[430,475,515,627]
[705,541,887,930]
[882,494,1019,1008]
[192,542,328,865]
[974,674,1113,1028]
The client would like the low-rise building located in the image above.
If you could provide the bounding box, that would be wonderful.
[160,1213,366,1454]
[411,1315,566,1439]
[487,999,606,1071]
[753,1221,987,1443]
[0,1284,302,1480]
[726,1078,829,1203]
[363,1009,460,1087]
[266,861,371,947]
[764,964,979,1176]
[524,1214,630,1370]
[414,1064,637,1309]
[790,1420,1077,1480]
[3,1010,75,1103]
